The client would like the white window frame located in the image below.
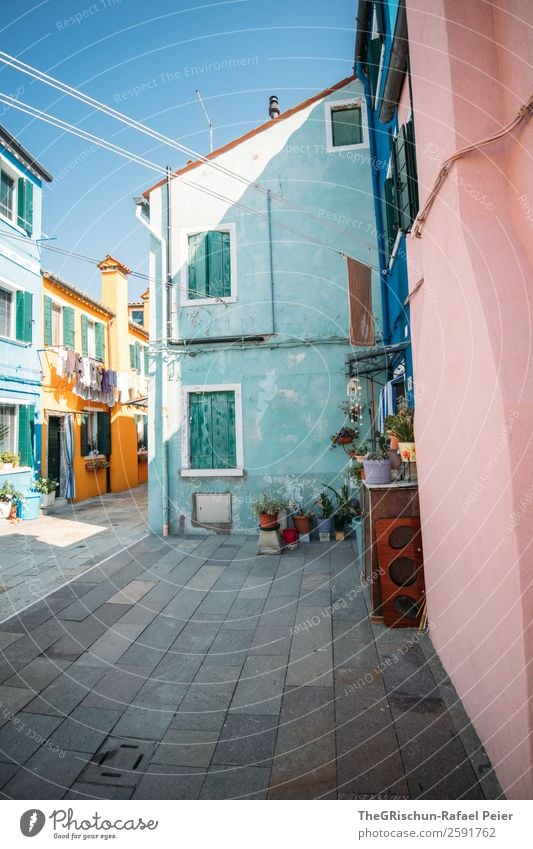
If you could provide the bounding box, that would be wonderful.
[130,308,144,325]
[325,97,369,153]
[0,283,15,341]
[0,401,18,454]
[179,223,237,307]
[180,383,244,477]
[0,156,28,235]
[86,318,96,358]
[50,300,63,347]
[374,43,386,110]
[82,409,101,458]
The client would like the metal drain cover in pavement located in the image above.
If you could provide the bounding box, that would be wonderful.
[79,738,156,787]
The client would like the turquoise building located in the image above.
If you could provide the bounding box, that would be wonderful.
[138,77,382,535]
[0,125,52,495]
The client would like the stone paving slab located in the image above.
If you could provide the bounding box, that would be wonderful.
[0,508,502,800]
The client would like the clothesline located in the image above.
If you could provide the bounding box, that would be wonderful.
[54,347,147,408]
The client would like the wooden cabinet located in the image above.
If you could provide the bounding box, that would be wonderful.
[361,481,420,620]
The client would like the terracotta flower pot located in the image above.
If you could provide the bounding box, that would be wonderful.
[293,515,313,534]
[258,512,278,529]
[389,435,399,450]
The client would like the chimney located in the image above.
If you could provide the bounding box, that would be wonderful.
[268,95,280,119]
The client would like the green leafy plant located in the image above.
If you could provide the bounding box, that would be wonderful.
[0,480,23,503]
[32,477,57,494]
[315,491,334,519]
[322,483,360,525]
[0,451,20,465]
[385,400,415,442]
[251,493,288,516]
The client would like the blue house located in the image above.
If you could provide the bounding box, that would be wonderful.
[353,0,419,415]
[138,77,383,535]
[0,125,52,496]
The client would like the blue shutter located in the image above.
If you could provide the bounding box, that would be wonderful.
[17,404,35,467]
[189,393,213,469]
[44,295,53,345]
[207,231,231,298]
[188,233,208,299]
[211,391,236,468]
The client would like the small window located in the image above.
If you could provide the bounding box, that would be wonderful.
[80,410,111,456]
[131,309,144,325]
[187,230,231,300]
[51,303,62,346]
[0,287,13,338]
[135,413,148,450]
[0,170,14,220]
[331,104,363,147]
[0,403,16,453]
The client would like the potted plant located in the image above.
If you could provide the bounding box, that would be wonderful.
[0,450,20,471]
[291,507,315,535]
[87,439,99,457]
[386,401,415,460]
[362,434,392,485]
[252,493,288,529]
[33,477,58,507]
[315,491,334,537]
[348,443,368,462]
[0,480,23,519]
[322,483,360,540]
[330,426,357,449]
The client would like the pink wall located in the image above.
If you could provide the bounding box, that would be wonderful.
[406,0,533,798]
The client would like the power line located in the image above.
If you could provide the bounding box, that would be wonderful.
[0,51,379,256]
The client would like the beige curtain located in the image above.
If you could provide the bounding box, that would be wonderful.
[346,256,375,346]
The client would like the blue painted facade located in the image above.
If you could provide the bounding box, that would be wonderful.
[140,78,383,534]
[355,0,418,405]
[0,125,52,496]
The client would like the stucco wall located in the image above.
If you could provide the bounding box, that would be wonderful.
[406,0,533,799]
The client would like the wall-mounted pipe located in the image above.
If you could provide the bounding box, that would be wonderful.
[267,190,276,335]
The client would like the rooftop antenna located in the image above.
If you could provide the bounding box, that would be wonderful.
[195,89,213,153]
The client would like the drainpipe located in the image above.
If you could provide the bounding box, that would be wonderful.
[267,190,276,334]
[135,190,170,537]
[355,57,391,345]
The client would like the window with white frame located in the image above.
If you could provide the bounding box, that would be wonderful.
[135,413,148,450]
[181,384,243,476]
[0,403,17,453]
[180,224,237,304]
[51,302,62,346]
[80,410,111,456]
[86,319,95,358]
[325,97,368,152]
[0,169,15,221]
[0,287,13,339]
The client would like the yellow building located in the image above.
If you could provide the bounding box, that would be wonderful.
[41,256,148,503]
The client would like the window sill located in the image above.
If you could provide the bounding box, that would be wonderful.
[181,296,236,307]
[83,454,105,461]
[0,335,31,348]
[0,466,32,474]
[326,141,368,153]
[181,468,244,478]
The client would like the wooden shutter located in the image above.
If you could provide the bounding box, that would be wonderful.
[211,391,236,468]
[384,177,400,258]
[43,295,53,345]
[81,314,88,356]
[17,178,33,234]
[207,231,231,298]
[368,37,382,101]
[97,412,111,455]
[189,393,213,469]
[95,322,105,361]
[129,344,135,368]
[63,306,75,349]
[188,232,208,299]
[80,413,89,456]
[15,290,32,343]
[143,345,149,375]
[17,404,34,467]
[143,417,148,449]
[393,129,411,232]
[404,120,419,222]
[134,341,141,371]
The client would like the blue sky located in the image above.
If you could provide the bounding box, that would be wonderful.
[0,0,357,299]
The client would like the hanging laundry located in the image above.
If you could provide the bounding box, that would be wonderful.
[56,347,67,378]
[65,348,76,379]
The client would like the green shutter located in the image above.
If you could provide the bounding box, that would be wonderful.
[211,391,236,469]
[143,345,149,375]
[63,306,75,349]
[80,413,89,456]
[143,417,148,450]
[207,231,231,298]
[129,344,135,368]
[17,178,33,235]
[17,404,34,467]
[188,232,208,299]
[189,393,213,469]
[384,176,400,258]
[15,290,32,343]
[81,314,88,356]
[95,321,105,361]
[368,37,382,101]
[134,341,141,371]
[189,391,236,470]
[97,412,111,455]
[404,119,419,223]
[44,295,53,345]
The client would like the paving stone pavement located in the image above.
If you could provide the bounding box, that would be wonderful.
[0,519,503,800]
[0,485,149,620]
